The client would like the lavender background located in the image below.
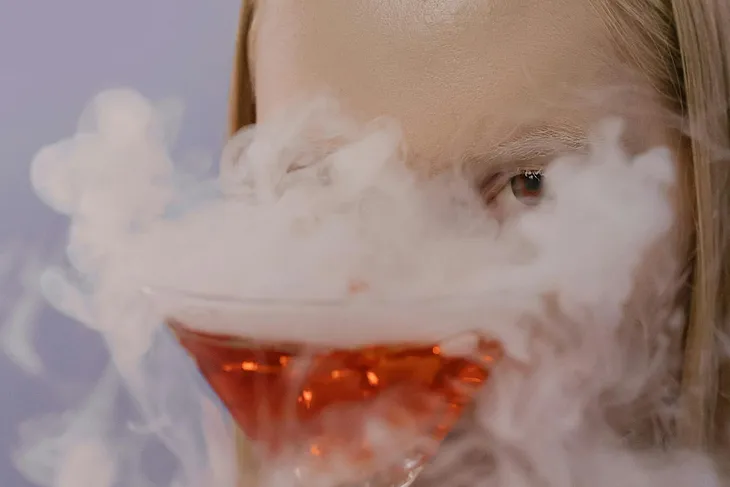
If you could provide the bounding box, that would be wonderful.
[0,2,240,485]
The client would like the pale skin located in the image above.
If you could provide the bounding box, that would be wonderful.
[250,0,689,271]
[251,0,680,175]
[244,0,690,456]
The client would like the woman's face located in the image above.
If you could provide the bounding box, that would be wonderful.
[246,1,689,431]
[226,2,692,479]
[248,0,688,339]
[250,0,676,174]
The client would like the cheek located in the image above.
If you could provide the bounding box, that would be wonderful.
[628,143,693,301]
[626,226,685,325]
[622,161,689,348]
[609,114,692,329]
[614,208,687,429]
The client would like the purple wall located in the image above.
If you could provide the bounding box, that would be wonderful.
[0,2,240,485]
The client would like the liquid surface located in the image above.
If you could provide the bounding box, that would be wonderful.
[170,320,499,474]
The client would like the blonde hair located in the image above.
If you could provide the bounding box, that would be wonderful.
[228,0,730,454]
[594,0,730,449]
[229,0,256,134]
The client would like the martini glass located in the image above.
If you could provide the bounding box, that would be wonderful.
[147,288,502,487]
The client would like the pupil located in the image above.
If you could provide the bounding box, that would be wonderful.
[523,173,542,193]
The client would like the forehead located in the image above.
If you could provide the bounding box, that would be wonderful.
[251,0,619,161]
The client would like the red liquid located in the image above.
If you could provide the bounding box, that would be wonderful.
[170,320,500,466]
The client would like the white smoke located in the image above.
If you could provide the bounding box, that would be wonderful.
[0,242,51,376]
[7,88,723,486]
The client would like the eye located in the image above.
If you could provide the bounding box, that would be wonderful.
[509,169,544,206]
[477,167,546,208]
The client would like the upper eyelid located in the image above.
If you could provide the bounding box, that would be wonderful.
[489,158,549,176]
[472,153,549,184]
[466,133,584,175]
[465,126,587,196]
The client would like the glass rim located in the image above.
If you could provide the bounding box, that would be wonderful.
[142,285,521,350]
[140,285,506,311]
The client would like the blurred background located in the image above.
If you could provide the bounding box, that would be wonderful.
[0,2,240,485]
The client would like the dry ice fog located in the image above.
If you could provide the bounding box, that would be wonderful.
[6,88,726,486]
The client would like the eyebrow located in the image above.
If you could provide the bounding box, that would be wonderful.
[462,123,588,181]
